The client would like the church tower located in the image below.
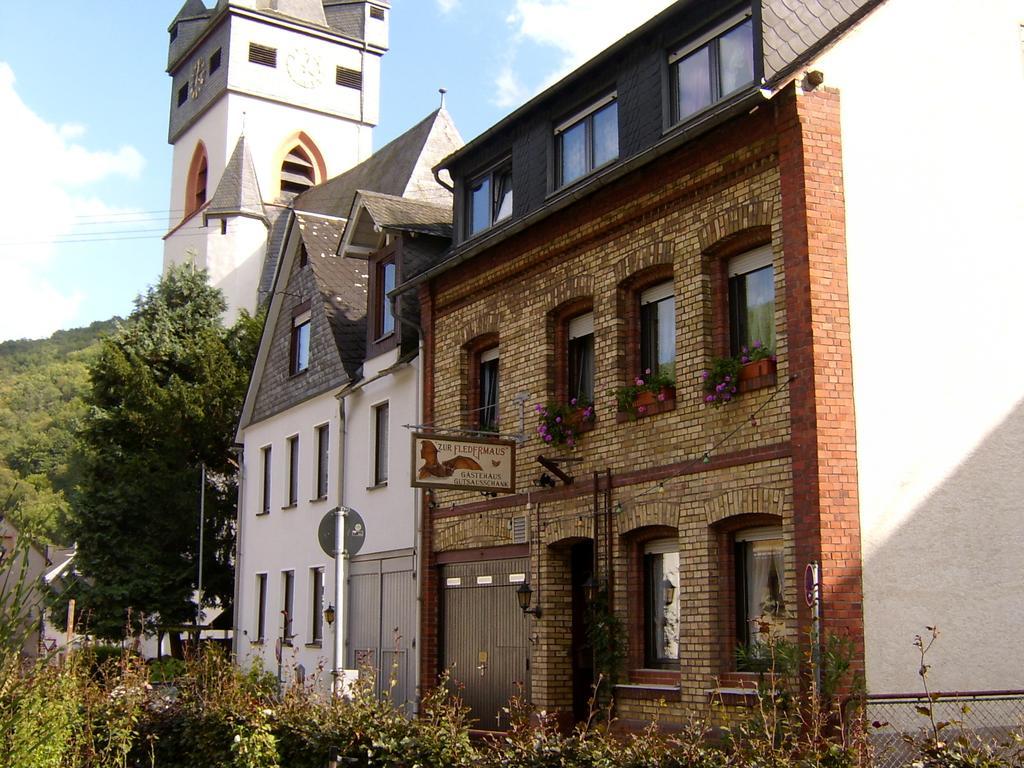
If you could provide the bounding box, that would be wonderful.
[163,0,389,319]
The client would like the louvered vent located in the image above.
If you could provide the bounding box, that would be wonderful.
[248,43,277,67]
[510,515,528,544]
[336,66,362,90]
[369,6,385,19]
[281,146,316,195]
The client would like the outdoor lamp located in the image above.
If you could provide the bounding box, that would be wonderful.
[582,575,598,604]
[516,582,541,617]
[662,579,676,606]
[323,603,336,626]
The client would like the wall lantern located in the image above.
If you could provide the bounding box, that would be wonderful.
[323,603,336,627]
[516,582,542,617]
[662,579,676,606]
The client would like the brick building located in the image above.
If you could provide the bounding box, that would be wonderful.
[398,0,870,730]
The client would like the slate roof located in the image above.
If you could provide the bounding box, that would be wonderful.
[761,0,884,83]
[294,108,462,219]
[441,0,882,169]
[292,211,367,383]
[204,135,267,224]
[171,0,211,27]
[354,191,452,238]
[258,205,292,304]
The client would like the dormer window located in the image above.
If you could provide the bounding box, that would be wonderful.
[291,308,311,375]
[555,93,618,188]
[467,161,513,237]
[670,15,754,124]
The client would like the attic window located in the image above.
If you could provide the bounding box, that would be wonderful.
[209,48,222,74]
[249,43,277,68]
[281,146,316,195]
[335,66,362,90]
[370,6,385,20]
[670,14,754,123]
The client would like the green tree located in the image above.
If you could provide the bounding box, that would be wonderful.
[68,266,261,644]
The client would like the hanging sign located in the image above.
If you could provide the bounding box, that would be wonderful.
[411,433,516,493]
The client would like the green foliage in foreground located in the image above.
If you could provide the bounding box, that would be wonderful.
[0,648,1019,768]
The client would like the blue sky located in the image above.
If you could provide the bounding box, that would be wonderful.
[0,0,675,342]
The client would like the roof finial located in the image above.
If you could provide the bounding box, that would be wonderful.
[241,111,247,137]
[438,88,447,109]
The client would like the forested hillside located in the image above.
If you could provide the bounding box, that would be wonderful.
[0,319,118,543]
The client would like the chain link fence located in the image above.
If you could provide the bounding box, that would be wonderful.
[856,690,1024,768]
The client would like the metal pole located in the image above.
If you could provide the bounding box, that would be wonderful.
[197,463,206,639]
[333,505,347,697]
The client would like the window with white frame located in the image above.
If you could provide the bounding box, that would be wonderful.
[255,572,268,642]
[639,282,675,381]
[281,570,295,643]
[644,538,681,667]
[315,424,329,499]
[310,567,324,644]
[556,93,618,188]
[260,446,272,515]
[735,527,785,652]
[286,435,299,507]
[291,310,311,374]
[467,162,513,236]
[567,312,594,404]
[670,14,754,123]
[373,402,389,485]
[728,245,775,356]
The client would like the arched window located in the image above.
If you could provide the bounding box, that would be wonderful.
[185,143,208,219]
[280,145,317,195]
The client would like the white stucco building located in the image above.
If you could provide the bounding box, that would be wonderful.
[233,109,461,703]
[805,0,1024,694]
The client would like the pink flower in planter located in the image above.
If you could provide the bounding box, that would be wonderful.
[635,377,645,386]
[657,392,666,402]
[637,405,647,415]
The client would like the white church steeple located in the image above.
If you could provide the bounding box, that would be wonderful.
[163,0,390,320]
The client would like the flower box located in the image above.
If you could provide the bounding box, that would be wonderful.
[737,357,776,392]
[616,385,676,423]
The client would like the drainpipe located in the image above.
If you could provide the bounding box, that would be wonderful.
[412,341,424,716]
[231,445,245,661]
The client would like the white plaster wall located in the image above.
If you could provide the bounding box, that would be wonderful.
[236,392,340,685]
[341,348,419,555]
[809,0,1024,693]
[205,216,269,321]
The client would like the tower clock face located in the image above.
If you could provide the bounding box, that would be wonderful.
[189,57,207,99]
[287,48,322,89]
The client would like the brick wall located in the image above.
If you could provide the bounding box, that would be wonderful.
[420,92,863,727]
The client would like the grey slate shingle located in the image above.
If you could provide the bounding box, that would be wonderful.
[204,135,267,223]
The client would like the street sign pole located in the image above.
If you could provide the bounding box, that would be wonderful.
[333,506,346,698]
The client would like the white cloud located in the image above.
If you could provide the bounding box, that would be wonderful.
[494,65,528,108]
[436,0,459,14]
[495,0,677,104]
[0,62,144,341]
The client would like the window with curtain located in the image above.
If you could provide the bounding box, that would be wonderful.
[670,15,754,123]
[478,347,499,431]
[639,281,675,380]
[728,245,775,355]
[567,312,594,404]
[735,527,785,649]
[644,538,681,667]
